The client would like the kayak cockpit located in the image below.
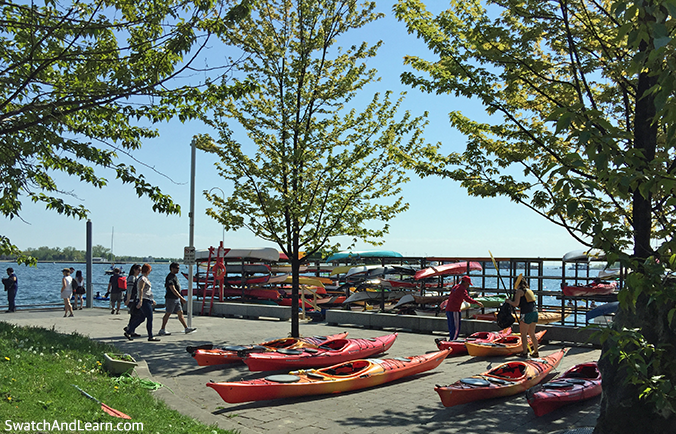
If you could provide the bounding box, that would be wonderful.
[319,360,371,377]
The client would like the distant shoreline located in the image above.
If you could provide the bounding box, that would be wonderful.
[0,260,174,264]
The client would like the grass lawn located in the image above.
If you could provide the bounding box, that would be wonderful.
[0,321,237,433]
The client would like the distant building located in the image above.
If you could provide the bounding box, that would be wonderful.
[92,257,104,262]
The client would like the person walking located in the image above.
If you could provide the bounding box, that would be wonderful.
[125,264,160,341]
[443,275,483,340]
[107,268,125,314]
[73,270,85,310]
[2,267,18,313]
[505,275,539,358]
[158,262,196,336]
[60,268,74,317]
[123,264,143,339]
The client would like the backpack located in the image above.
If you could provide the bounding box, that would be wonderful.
[117,276,127,290]
[496,302,516,329]
[71,277,80,292]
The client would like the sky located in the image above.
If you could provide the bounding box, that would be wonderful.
[4,1,587,261]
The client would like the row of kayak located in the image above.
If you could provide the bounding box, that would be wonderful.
[189,330,601,415]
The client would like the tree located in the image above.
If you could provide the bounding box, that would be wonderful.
[196,0,427,337]
[394,0,676,431]
[0,0,253,265]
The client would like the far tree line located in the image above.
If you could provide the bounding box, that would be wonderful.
[0,245,177,263]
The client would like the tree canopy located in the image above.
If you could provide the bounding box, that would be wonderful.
[395,0,676,430]
[0,0,253,264]
[196,0,428,336]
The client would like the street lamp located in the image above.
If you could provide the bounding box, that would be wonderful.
[208,186,226,246]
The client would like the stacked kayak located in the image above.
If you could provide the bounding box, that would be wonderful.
[465,330,547,357]
[562,281,617,297]
[207,349,450,403]
[435,348,567,407]
[435,328,513,356]
[527,361,602,416]
[242,333,398,371]
[189,332,349,366]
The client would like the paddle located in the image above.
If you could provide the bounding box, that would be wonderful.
[73,385,131,419]
[488,250,511,296]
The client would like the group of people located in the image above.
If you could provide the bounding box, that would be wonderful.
[122,262,196,342]
[445,274,540,358]
[60,267,86,317]
[53,263,196,341]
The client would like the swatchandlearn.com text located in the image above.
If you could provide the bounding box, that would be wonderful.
[5,419,144,432]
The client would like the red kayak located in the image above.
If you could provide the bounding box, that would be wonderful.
[242,333,398,371]
[434,328,512,356]
[189,332,349,366]
[414,261,482,280]
[435,348,567,407]
[562,282,617,297]
[526,361,602,416]
[207,349,450,403]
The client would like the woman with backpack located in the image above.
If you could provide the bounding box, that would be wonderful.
[123,265,143,339]
[125,264,160,341]
[505,275,539,358]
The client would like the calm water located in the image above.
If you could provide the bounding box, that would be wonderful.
[0,261,185,309]
[0,261,611,325]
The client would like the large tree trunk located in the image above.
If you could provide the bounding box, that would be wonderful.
[595,296,676,433]
[594,41,676,432]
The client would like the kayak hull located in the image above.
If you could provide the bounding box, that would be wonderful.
[465,330,547,357]
[472,311,567,325]
[208,349,450,403]
[435,328,513,356]
[414,261,483,280]
[435,348,567,407]
[243,333,398,371]
[191,333,348,366]
[527,361,602,416]
[562,282,617,297]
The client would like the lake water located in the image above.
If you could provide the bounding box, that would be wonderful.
[0,261,180,309]
[0,261,612,326]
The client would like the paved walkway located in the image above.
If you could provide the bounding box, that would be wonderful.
[3,308,601,433]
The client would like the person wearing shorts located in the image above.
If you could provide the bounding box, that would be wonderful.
[158,262,196,336]
[107,268,125,314]
[506,275,539,357]
[60,268,74,318]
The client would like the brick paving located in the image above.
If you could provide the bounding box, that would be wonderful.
[4,309,601,433]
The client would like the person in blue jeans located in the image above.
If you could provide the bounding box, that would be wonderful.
[125,264,160,341]
[2,268,18,312]
[443,276,483,340]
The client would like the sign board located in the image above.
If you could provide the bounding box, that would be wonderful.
[183,246,196,265]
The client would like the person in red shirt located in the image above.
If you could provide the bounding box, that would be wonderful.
[444,276,483,340]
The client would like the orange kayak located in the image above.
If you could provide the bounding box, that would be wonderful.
[190,332,348,366]
[435,328,512,356]
[435,348,567,407]
[243,333,398,371]
[473,311,567,324]
[208,349,450,403]
[465,330,547,357]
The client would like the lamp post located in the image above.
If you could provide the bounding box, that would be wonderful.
[208,186,226,246]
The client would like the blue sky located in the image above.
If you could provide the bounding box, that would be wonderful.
[5,2,585,260]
